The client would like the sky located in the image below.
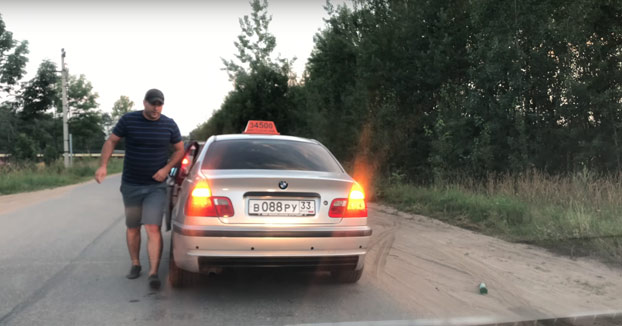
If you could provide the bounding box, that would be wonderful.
[0,0,342,135]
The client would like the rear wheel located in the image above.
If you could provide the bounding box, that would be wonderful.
[168,239,198,288]
[331,267,363,283]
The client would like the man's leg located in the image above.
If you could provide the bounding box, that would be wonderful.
[121,183,144,279]
[124,208,143,279]
[127,227,141,266]
[141,184,167,283]
[144,224,163,276]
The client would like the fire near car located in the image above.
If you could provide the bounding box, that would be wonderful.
[168,121,372,287]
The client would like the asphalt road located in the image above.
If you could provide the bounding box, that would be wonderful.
[0,175,414,326]
[1,175,621,326]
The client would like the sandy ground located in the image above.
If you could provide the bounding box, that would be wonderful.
[365,203,622,322]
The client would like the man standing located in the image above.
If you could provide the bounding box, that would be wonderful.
[95,88,184,289]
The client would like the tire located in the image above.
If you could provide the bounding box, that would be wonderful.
[331,267,364,283]
[168,239,198,288]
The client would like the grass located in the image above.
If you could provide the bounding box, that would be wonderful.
[0,158,124,195]
[375,170,622,265]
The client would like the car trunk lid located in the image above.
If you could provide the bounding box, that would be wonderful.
[200,169,353,224]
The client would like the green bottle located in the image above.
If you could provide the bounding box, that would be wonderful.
[479,282,488,294]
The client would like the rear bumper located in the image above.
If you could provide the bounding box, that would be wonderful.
[172,223,371,273]
[173,224,371,237]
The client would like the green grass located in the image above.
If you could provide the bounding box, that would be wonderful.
[0,158,123,195]
[376,170,622,265]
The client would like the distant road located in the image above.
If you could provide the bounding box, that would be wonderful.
[0,175,621,325]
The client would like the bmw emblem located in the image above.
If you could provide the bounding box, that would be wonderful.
[278,181,288,190]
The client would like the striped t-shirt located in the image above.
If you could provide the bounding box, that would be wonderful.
[112,111,182,185]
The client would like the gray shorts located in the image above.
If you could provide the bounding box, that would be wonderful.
[120,182,167,228]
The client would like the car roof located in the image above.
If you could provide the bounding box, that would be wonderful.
[211,134,319,144]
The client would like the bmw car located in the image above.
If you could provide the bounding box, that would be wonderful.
[168,121,372,287]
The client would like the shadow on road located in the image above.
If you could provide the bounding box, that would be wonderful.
[164,266,348,293]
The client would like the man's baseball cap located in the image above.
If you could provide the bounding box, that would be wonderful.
[145,88,164,104]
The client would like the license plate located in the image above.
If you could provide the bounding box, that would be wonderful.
[248,199,315,216]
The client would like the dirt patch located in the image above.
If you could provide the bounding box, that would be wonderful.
[0,179,94,215]
[364,203,622,322]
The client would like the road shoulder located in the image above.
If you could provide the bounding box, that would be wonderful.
[0,173,120,215]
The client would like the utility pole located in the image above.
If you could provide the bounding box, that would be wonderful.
[69,133,73,166]
[61,49,70,168]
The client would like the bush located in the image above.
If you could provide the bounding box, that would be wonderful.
[10,133,37,162]
[43,145,60,166]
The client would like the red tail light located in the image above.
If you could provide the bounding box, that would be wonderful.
[185,179,234,217]
[329,199,347,217]
[180,156,191,174]
[212,197,234,217]
[329,183,367,218]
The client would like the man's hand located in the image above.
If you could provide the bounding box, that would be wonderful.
[95,134,121,184]
[95,166,107,184]
[152,167,169,182]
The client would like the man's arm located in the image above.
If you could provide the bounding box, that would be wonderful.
[94,134,121,184]
[152,141,185,182]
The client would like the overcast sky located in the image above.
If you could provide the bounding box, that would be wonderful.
[1,0,342,135]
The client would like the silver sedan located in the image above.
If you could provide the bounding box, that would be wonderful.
[168,122,372,287]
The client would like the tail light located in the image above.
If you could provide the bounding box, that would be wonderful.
[329,183,367,218]
[180,156,191,174]
[185,179,234,217]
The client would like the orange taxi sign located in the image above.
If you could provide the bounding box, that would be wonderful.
[243,120,280,135]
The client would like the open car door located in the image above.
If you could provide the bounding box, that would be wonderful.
[165,141,201,231]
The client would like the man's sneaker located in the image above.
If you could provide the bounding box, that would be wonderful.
[148,274,161,289]
[126,265,141,279]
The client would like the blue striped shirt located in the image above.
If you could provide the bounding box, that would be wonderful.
[112,111,182,185]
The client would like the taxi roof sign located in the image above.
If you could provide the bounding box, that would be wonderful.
[243,120,280,135]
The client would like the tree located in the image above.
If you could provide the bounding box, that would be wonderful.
[67,74,98,115]
[221,0,294,80]
[0,14,26,156]
[0,13,109,161]
[63,74,103,152]
[69,111,104,152]
[17,60,60,157]
[111,95,134,120]
[560,0,622,172]
[189,108,228,141]
[9,133,37,162]
[193,0,622,182]
[19,62,104,156]
[192,0,297,138]
[20,60,59,121]
[302,3,363,160]
[0,102,19,152]
[219,63,292,134]
[0,14,29,98]
[101,112,114,137]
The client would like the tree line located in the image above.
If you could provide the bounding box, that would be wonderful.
[0,14,134,163]
[191,0,622,184]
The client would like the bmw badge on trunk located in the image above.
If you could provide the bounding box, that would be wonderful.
[278,181,288,190]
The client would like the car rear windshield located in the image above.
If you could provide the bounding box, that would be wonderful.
[201,139,343,172]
